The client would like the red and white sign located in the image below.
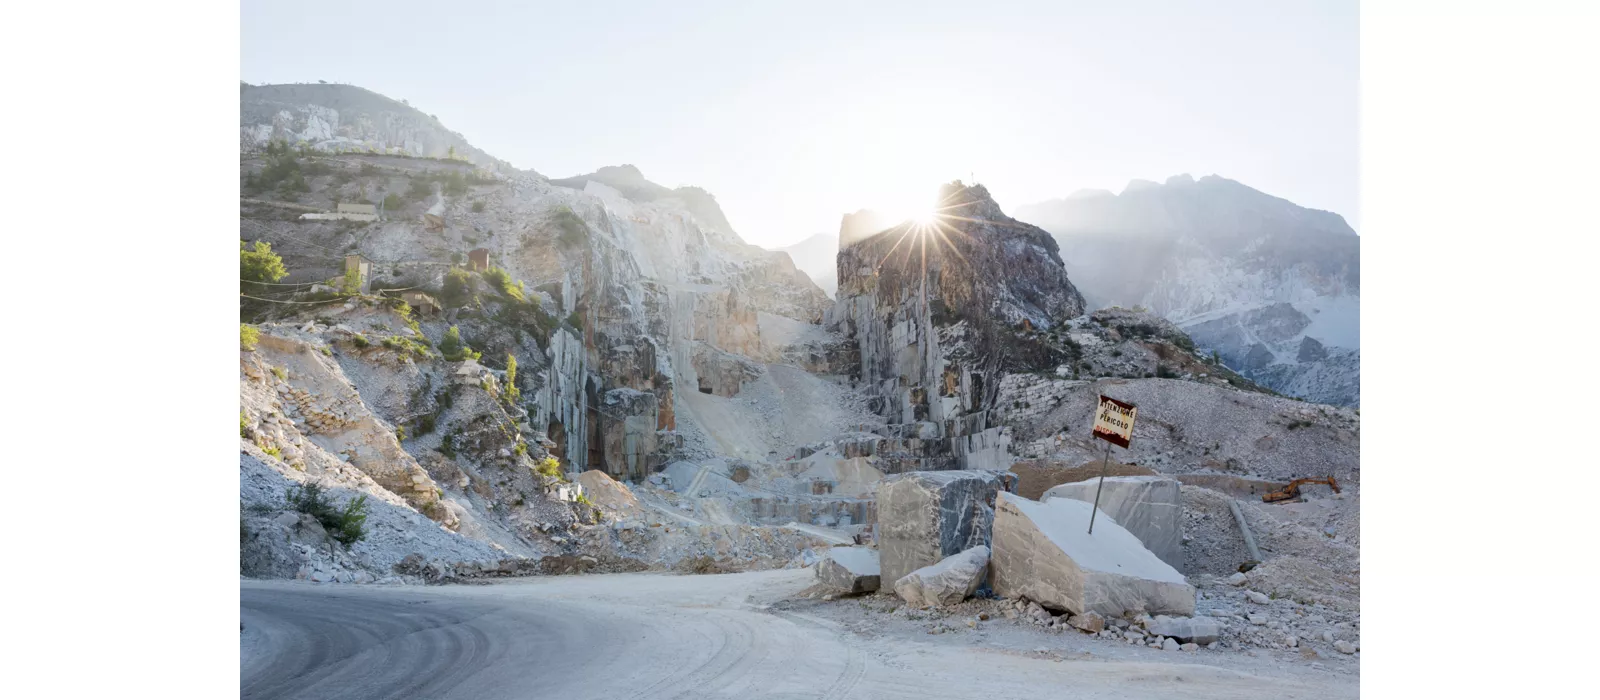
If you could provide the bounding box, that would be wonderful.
[1092,395,1137,449]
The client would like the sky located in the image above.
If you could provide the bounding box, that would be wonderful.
[241,0,1357,247]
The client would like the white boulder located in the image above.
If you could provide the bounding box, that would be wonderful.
[1043,476,1183,570]
[877,471,1001,586]
[1146,615,1222,644]
[815,546,881,594]
[893,545,990,607]
[989,492,1195,617]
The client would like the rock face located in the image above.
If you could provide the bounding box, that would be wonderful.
[877,471,1003,585]
[815,546,881,593]
[828,182,1086,471]
[1016,175,1359,406]
[893,545,990,607]
[990,492,1195,616]
[1043,476,1183,571]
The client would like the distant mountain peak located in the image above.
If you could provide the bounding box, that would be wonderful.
[1122,179,1161,195]
[1012,174,1360,406]
[1067,188,1115,199]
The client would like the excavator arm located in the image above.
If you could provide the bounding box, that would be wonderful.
[1262,476,1341,503]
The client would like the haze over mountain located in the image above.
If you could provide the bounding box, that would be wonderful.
[776,232,839,297]
[1016,174,1360,406]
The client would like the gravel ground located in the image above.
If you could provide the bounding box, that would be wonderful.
[242,568,1357,699]
[776,580,1358,693]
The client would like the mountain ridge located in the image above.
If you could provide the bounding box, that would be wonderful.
[1016,174,1360,406]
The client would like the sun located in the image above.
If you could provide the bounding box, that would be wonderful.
[911,208,939,225]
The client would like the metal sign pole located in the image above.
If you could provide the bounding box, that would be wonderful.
[1088,441,1112,534]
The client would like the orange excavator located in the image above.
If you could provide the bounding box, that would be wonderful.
[1262,476,1341,503]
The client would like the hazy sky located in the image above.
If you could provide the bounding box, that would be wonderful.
[241,0,1357,247]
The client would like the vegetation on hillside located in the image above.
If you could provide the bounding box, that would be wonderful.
[440,326,481,362]
[240,241,289,285]
[286,483,369,547]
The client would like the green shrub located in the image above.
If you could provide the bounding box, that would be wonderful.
[262,446,282,459]
[341,270,362,295]
[439,326,480,362]
[396,425,407,441]
[566,311,584,330]
[250,141,307,194]
[443,170,469,196]
[482,266,524,301]
[535,455,563,479]
[240,324,260,351]
[471,200,486,213]
[286,483,369,546]
[382,193,403,211]
[240,411,249,438]
[504,354,521,404]
[360,163,378,176]
[551,206,588,246]
[352,333,370,348]
[441,268,474,308]
[407,177,434,201]
[1156,365,1179,378]
[270,366,286,381]
[381,335,434,360]
[240,241,288,285]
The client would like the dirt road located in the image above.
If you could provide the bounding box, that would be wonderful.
[241,569,1356,700]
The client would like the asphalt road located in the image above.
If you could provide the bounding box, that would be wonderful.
[241,570,1355,700]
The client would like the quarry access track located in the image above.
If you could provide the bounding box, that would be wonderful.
[241,569,1354,700]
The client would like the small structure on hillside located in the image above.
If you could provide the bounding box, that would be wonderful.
[299,201,379,222]
[467,248,490,271]
[400,290,440,316]
[344,254,372,294]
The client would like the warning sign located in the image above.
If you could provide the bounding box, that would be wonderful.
[1092,395,1137,449]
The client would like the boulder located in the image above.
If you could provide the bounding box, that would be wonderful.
[877,471,1002,585]
[1043,476,1182,570]
[576,469,642,514]
[815,546,881,594]
[1067,611,1106,633]
[989,492,1195,617]
[894,545,990,607]
[1146,615,1222,644]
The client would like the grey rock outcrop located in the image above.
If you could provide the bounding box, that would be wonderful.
[877,471,1002,585]
[827,182,1086,471]
[893,545,989,607]
[990,492,1195,617]
[1043,476,1183,571]
[815,546,881,594]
